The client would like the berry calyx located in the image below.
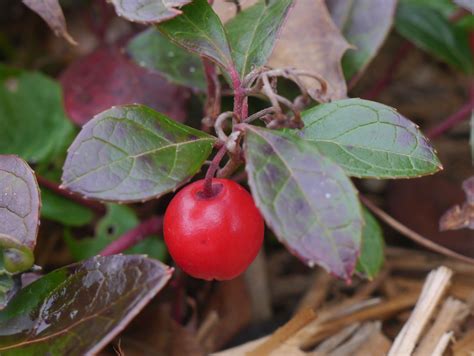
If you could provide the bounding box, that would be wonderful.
[163,178,264,280]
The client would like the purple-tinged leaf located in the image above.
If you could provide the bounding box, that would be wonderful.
[158,0,234,71]
[0,255,172,354]
[109,0,191,24]
[301,99,442,179]
[244,127,362,280]
[0,156,40,253]
[61,105,216,203]
[22,0,76,45]
[326,0,397,81]
[60,45,190,126]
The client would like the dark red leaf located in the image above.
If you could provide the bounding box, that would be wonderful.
[60,45,190,126]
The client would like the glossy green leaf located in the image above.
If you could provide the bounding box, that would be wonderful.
[327,0,397,80]
[0,156,39,274]
[400,0,457,18]
[158,0,234,71]
[0,65,75,163]
[244,126,362,280]
[0,255,172,355]
[396,1,474,74]
[356,209,384,279]
[109,0,191,24]
[41,188,93,227]
[61,105,216,202]
[226,0,293,79]
[300,99,442,178]
[127,27,206,90]
[65,204,166,261]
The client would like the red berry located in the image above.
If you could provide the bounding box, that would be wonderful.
[163,178,264,280]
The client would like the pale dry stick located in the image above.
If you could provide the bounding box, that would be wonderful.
[314,323,360,354]
[296,270,332,312]
[328,322,383,356]
[431,331,454,356]
[414,297,469,356]
[388,266,453,356]
[246,308,316,356]
[216,294,418,356]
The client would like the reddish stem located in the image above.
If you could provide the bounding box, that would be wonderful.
[426,102,474,139]
[100,215,163,256]
[37,175,105,214]
[230,67,246,120]
[360,42,413,100]
[202,145,227,198]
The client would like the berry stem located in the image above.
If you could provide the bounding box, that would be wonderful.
[99,215,163,256]
[202,145,227,198]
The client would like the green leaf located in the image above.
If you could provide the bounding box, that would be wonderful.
[41,188,93,227]
[109,0,191,24]
[158,0,234,71]
[400,0,457,18]
[396,1,474,74]
[0,255,172,355]
[226,0,293,79]
[244,126,363,280]
[356,209,385,279]
[127,27,206,90]
[65,204,166,261]
[0,65,75,163]
[326,0,397,80]
[0,256,15,310]
[300,99,442,179]
[61,104,216,202]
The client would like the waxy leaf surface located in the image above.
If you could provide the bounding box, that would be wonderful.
[244,127,362,280]
[0,255,172,355]
[62,105,216,202]
[356,209,384,279]
[226,0,293,79]
[301,99,442,178]
[158,0,234,71]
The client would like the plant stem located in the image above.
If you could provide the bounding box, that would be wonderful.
[360,195,474,265]
[359,42,413,99]
[202,145,227,198]
[230,67,247,120]
[36,175,105,214]
[427,101,474,139]
[100,215,163,256]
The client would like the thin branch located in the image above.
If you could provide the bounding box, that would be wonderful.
[100,215,163,256]
[37,175,105,214]
[359,42,413,99]
[427,100,474,139]
[360,195,474,265]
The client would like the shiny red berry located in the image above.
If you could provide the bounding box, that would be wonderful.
[163,178,264,280]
